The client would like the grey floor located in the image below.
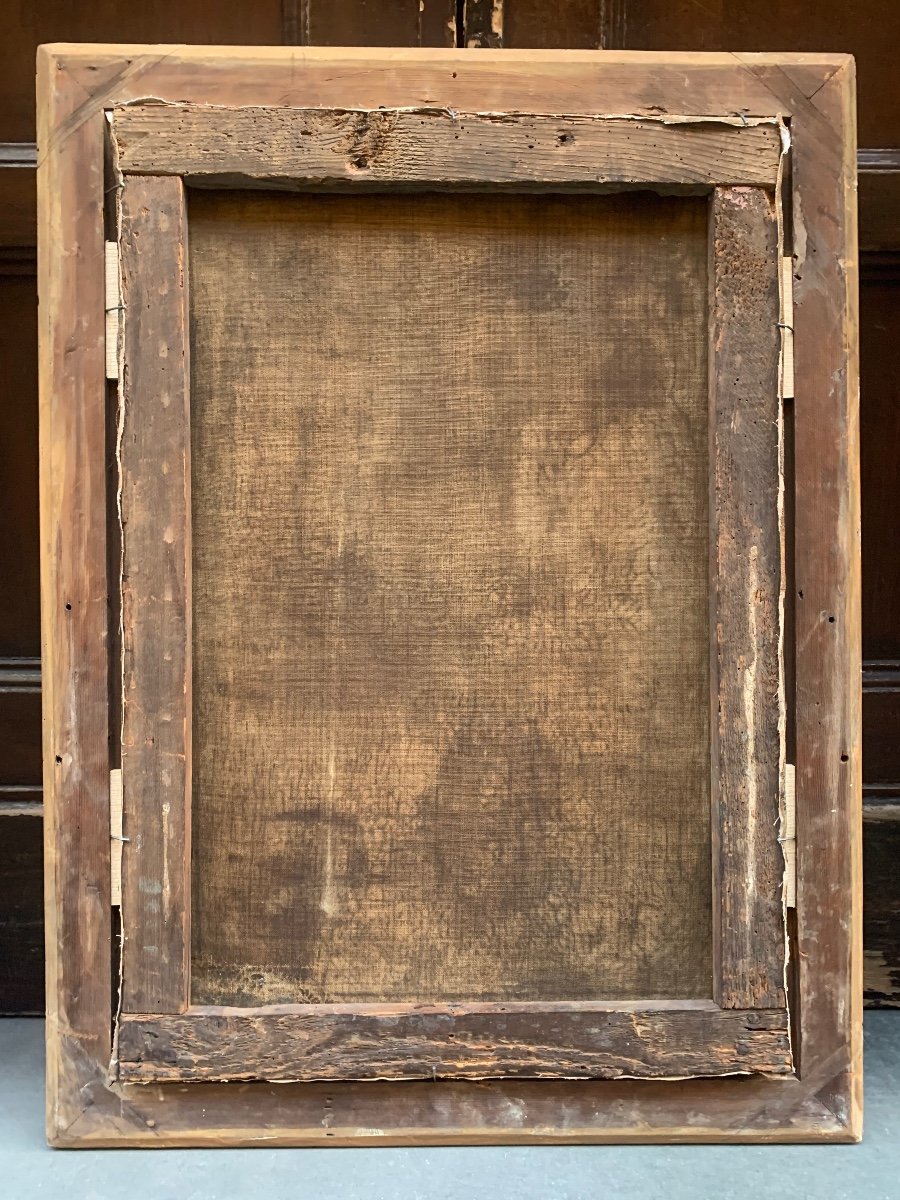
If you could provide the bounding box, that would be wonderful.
[1,1015,897,1200]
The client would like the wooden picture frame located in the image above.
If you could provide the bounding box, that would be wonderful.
[39,45,860,1145]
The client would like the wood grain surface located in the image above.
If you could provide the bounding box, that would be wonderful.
[116,1002,792,1083]
[188,188,712,1006]
[111,105,782,188]
[119,176,192,1014]
[750,59,861,1125]
[708,187,785,1009]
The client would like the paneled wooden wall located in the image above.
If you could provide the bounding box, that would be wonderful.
[1,0,896,1011]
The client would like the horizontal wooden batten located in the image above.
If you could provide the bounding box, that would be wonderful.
[116,1003,793,1083]
[6,142,888,179]
[110,105,783,188]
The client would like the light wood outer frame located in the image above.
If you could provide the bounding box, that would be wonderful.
[39,45,860,1145]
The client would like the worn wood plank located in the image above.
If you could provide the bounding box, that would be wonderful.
[736,58,862,1133]
[52,45,845,124]
[111,105,782,188]
[38,49,113,1143]
[116,1004,792,1083]
[119,175,191,1015]
[708,186,786,1009]
[55,1073,853,1146]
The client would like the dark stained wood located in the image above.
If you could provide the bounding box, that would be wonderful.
[857,174,900,1005]
[0,273,40,657]
[623,0,900,148]
[861,247,900,815]
[860,272,900,661]
[859,170,900,254]
[112,105,782,189]
[0,154,42,1011]
[0,163,36,246]
[708,187,785,1010]
[1,144,45,1011]
[464,0,504,47]
[119,175,191,1015]
[499,1,625,50]
[187,188,713,1008]
[863,807,900,1006]
[862,688,900,794]
[0,811,44,1013]
[0,3,285,142]
[40,45,860,1147]
[0,687,42,787]
[117,1003,792,1083]
[286,0,456,47]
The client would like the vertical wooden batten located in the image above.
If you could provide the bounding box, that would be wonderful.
[708,185,785,1011]
[118,176,192,1015]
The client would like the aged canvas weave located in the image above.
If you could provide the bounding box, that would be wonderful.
[188,190,711,1004]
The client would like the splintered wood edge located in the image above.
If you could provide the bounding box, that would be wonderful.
[115,1006,793,1084]
[708,185,786,1011]
[110,106,783,188]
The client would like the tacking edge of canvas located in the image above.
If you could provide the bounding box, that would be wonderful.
[774,116,794,1064]
[107,109,126,1084]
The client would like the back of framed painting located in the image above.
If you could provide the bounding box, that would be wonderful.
[39,45,860,1145]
